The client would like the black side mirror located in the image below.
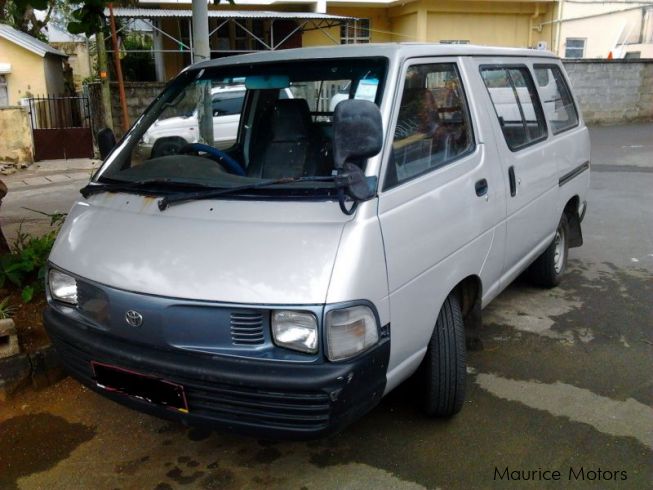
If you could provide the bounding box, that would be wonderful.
[333,99,383,171]
[97,128,116,160]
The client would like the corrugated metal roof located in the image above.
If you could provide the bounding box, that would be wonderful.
[0,24,67,58]
[105,8,356,21]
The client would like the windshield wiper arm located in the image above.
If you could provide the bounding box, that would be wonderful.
[157,175,336,211]
[80,179,214,198]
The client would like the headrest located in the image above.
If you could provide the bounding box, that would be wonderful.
[271,99,312,142]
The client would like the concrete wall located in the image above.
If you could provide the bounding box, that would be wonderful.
[0,38,48,104]
[0,106,33,164]
[51,41,92,91]
[110,82,166,137]
[563,60,653,124]
[43,55,65,96]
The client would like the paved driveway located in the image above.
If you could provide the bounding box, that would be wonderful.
[0,125,651,489]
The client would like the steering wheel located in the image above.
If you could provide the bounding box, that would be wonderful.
[179,143,246,176]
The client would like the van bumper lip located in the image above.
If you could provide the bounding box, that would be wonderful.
[44,306,390,439]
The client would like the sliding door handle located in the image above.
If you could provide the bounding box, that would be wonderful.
[475,178,488,197]
[508,166,517,197]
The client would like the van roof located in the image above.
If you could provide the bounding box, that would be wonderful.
[191,43,558,71]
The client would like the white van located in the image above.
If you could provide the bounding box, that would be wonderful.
[45,44,589,438]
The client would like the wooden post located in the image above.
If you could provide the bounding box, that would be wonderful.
[108,3,129,133]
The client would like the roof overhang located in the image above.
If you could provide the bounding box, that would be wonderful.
[105,8,356,21]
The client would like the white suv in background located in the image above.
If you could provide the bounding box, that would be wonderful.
[138,85,246,157]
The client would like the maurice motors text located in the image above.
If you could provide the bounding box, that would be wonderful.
[494,466,627,482]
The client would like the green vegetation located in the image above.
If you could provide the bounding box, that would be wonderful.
[0,210,65,304]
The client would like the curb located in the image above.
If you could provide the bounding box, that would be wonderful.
[0,344,65,401]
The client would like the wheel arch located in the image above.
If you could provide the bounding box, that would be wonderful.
[452,274,483,350]
[563,195,583,248]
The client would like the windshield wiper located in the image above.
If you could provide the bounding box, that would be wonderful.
[80,179,214,198]
[157,176,335,210]
[158,169,377,215]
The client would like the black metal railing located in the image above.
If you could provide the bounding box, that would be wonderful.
[27,95,91,130]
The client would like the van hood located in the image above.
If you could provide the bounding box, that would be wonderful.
[49,194,349,304]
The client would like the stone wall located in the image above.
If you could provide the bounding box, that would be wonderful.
[563,60,653,125]
[0,106,33,166]
[110,81,166,137]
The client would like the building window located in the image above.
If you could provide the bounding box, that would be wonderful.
[565,38,586,58]
[624,51,641,59]
[0,75,8,107]
[341,20,370,44]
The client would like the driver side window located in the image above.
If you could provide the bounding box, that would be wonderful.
[385,62,474,189]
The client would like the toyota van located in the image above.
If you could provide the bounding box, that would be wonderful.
[44,44,590,438]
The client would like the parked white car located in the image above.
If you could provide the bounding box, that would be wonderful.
[46,44,589,439]
[138,85,246,157]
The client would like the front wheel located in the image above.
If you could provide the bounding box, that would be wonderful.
[420,294,466,417]
[529,214,569,288]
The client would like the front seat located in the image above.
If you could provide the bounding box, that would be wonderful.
[247,99,314,179]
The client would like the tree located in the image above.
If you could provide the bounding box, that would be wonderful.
[67,0,233,37]
[0,0,59,40]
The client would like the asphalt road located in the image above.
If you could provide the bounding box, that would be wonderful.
[0,124,651,489]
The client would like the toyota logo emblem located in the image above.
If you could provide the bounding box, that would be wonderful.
[125,310,143,327]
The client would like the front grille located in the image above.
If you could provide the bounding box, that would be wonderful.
[50,330,331,432]
[230,310,265,345]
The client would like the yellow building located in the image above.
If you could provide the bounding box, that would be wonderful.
[0,24,68,106]
[111,1,558,82]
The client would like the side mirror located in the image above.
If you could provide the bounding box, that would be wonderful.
[332,99,383,171]
[97,128,116,160]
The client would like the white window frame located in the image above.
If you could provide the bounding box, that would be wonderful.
[0,75,8,107]
[341,19,370,44]
[565,38,586,59]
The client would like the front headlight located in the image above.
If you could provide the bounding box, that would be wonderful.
[271,311,318,354]
[326,305,379,361]
[48,269,78,305]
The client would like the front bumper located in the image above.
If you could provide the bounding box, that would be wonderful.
[44,306,389,439]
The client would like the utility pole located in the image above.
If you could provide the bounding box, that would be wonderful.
[192,0,210,63]
[108,3,129,133]
[96,27,113,131]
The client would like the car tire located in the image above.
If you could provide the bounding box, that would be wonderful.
[421,293,466,417]
[529,214,569,288]
[151,138,186,158]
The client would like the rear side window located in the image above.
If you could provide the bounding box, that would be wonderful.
[533,64,579,134]
[386,62,474,188]
[480,66,547,151]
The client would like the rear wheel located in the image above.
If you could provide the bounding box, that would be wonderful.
[529,214,569,288]
[421,294,466,417]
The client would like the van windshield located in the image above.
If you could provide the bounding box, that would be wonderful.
[94,57,388,198]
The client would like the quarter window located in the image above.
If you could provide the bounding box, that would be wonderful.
[533,65,579,134]
[480,66,547,151]
[385,63,474,188]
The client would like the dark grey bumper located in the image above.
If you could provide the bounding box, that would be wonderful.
[44,306,390,439]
